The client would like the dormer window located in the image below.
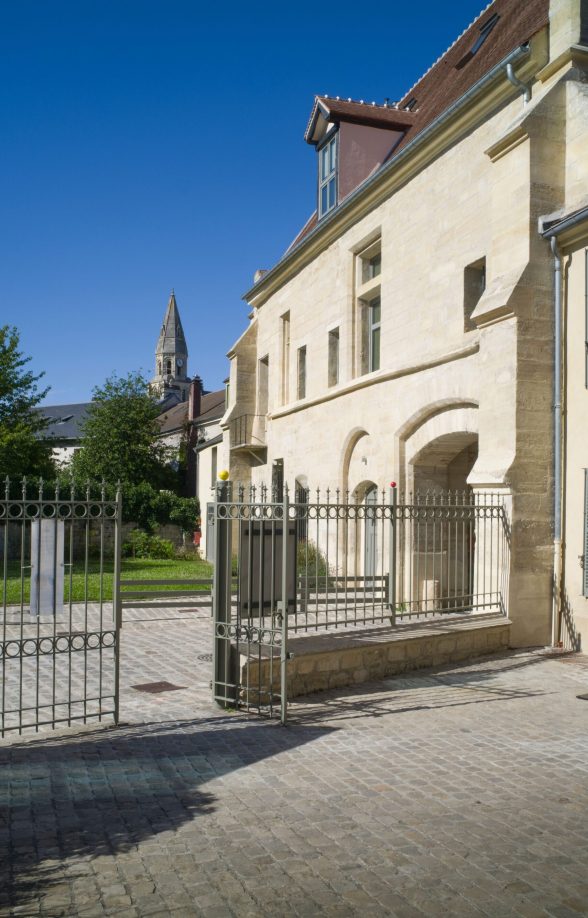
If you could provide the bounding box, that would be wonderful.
[318,133,338,218]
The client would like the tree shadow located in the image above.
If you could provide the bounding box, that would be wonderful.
[0,714,333,911]
[559,586,582,651]
[288,649,551,725]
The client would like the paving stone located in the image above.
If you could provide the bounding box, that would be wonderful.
[2,623,588,918]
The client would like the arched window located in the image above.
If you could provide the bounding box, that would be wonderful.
[166,359,172,376]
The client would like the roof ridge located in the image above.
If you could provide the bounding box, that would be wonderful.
[398,0,495,104]
[320,95,400,109]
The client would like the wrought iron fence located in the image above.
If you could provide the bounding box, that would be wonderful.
[211,483,510,721]
[1,478,122,736]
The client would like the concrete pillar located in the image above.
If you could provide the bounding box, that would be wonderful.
[30,519,65,617]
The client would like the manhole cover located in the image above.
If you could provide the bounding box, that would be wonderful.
[131,681,186,694]
[198,653,213,663]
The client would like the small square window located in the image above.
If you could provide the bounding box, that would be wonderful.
[362,252,381,284]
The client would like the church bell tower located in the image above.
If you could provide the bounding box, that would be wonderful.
[152,291,190,402]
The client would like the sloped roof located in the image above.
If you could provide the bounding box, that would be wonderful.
[393,0,549,154]
[198,390,226,423]
[156,291,188,358]
[39,402,90,441]
[305,97,416,143]
[157,389,225,435]
[285,0,549,255]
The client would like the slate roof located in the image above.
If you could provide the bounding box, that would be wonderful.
[39,403,90,441]
[285,0,549,255]
[156,291,188,358]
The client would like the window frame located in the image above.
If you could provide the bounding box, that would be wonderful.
[297,345,307,400]
[318,130,338,219]
[368,297,381,373]
[328,327,340,387]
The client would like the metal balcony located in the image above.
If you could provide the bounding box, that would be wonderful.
[229,414,266,451]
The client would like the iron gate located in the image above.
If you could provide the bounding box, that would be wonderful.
[1,479,122,736]
[212,483,510,723]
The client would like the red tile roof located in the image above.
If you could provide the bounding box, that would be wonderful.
[305,97,416,143]
[393,0,549,154]
[287,0,549,253]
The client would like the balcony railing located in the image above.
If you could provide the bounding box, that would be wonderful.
[229,414,266,449]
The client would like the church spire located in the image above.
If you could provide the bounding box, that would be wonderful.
[152,291,190,402]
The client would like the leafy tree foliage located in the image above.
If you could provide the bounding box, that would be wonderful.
[0,325,55,479]
[72,371,175,489]
[71,372,199,531]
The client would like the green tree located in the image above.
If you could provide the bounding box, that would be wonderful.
[0,325,55,479]
[72,371,176,490]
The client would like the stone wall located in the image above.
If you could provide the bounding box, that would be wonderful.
[242,617,511,700]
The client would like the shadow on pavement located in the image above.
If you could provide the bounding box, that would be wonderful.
[288,649,552,724]
[0,715,333,911]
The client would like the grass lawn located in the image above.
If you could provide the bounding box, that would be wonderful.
[2,556,214,605]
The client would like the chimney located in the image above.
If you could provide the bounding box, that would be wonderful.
[188,376,202,421]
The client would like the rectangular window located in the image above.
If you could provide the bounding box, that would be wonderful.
[281,311,290,404]
[362,252,381,284]
[328,327,340,387]
[464,257,486,331]
[318,134,337,218]
[258,356,269,416]
[297,346,307,399]
[356,238,382,377]
[369,298,381,372]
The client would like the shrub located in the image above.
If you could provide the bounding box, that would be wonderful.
[122,529,174,559]
[296,540,330,577]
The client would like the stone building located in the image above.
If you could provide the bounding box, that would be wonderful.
[220,0,588,648]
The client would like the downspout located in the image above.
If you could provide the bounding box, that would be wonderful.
[550,235,563,646]
[505,62,531,104]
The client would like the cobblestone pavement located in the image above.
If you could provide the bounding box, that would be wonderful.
[2,605,588,917]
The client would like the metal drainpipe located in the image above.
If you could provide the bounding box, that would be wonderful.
[505,62,531,104]
[550,235,563,646]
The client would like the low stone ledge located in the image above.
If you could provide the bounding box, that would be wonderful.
[241,614,511,699]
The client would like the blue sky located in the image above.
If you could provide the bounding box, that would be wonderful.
[1,0,488,405]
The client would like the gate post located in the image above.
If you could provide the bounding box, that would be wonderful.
[113,482,123,724]
[280,486,290,725]
[213,479,234,707]
[388,483,397,626]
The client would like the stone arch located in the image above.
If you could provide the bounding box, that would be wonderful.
[395,399,479,496]
[347,479,378,577]
[340,427,369,496]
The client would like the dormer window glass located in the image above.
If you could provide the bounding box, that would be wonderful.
[319,133,337,218]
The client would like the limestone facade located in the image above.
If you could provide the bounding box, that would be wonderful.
[220,0,588,648]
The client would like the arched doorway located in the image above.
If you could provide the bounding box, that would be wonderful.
[364,485,378,581]
[411,432,478,496]
[409,432,478,611]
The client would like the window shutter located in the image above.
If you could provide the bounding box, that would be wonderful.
[584,470,588,597]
